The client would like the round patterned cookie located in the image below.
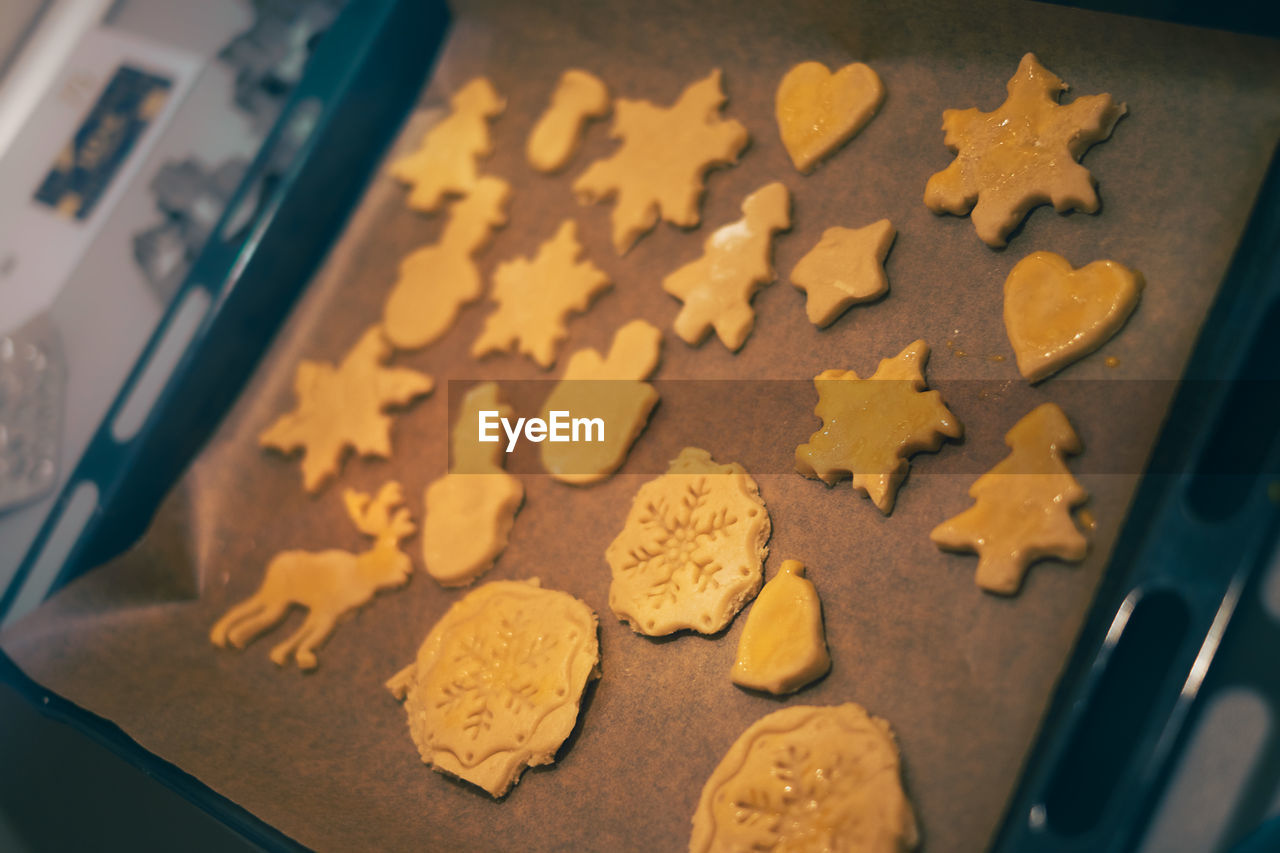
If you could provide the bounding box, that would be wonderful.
[386,579,599,797]
[606,447,771,636]
[691,704,918,853]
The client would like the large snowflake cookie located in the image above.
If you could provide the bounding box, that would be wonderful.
[574,69,749,254]
[386,579,599,798]
[924,53,1126,248]
[691,704,919,853]
[607,447,771,636]
[796,340,962,515]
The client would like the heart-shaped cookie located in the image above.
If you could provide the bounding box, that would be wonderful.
[1004,251,1143,383]
[776,61,885,174]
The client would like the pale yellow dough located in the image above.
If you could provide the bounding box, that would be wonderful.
[390,77,506,213]
[931,402,1089,595]
[607,447,771,636]
[472,219,612,369]
[790,219,896,328]
[211,483,415,671]
[731,560,830,695]
[383,176,511,350]
[387,579,599,798]
[776,61,885,174]
[259,326,433,492]
[527,69,610,173]
[663,181,791,351]
[1003,251,1143,383]
[539,320,662,485]
[574,69,749,254]
[924,53,1126,248]
[796,340,963,515]
[422,382,524,587]
[690,704,919,853]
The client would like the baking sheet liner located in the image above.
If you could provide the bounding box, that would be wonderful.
[4,0,1279,849]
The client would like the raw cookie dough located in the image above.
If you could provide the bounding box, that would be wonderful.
[796,340,963,515]
[931,402,1089,595]
[383,176,511,350]
[472,219,612,369]
[539,319,662,485]
[389,77,506,213]
[422,382,524,586]
[776,61,885,174]
[527,69,610,173]
[386,579,600,798]
[691,704,919,853]
[1003,251,1144,382]
[731,559,830,695]
[790,219,896,328]
[924,53,1126,248]
[574,69,749,254]
[210,483,415,671]
[663,182,791,351]
[260,326,433,492]
[607,447,771,636]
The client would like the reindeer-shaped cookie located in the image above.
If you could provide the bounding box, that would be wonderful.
[210,482,414,670]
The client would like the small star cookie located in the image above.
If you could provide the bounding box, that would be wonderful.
[789,219,896,327]
[796,340,962,514]
[924,53,1126,247]
[607,447,771,637]
[574,69,749,254]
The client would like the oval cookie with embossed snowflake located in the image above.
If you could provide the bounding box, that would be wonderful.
[385,579,599,798]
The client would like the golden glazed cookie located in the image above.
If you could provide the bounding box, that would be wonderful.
[931,402,1089,595]
[776,61,885,174]
[607,447,771,636]
[924,53,1126,247]
[386,579,600,798]
[731,559,830,695]
[796,340,962,514]
[1003,251,1143,382]
[691,704,919,852]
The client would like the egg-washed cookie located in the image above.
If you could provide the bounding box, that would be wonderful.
[607,447,770,636]
[776,61,885,174]
[924,53,1126,248]
[386,579,599,798]
[691,703,919,852]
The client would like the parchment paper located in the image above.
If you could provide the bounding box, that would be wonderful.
[4,0,1279,849]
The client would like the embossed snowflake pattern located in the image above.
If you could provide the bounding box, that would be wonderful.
[435,611,563,740]
[731,744,843,846]
[619,477,738,608]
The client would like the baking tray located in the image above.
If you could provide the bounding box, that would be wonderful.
[2,0,1279,850]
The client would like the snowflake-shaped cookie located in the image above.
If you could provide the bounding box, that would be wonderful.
[924,53,1126,247]
[574,69,749,254]
[691,704,918,853]
[607,447,771,636]
[260,326,433,492]
[386,579,599,798]
[795,340,962,514]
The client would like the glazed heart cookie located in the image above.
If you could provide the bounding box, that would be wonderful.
[1004,251,1143,383]
[776,61,885,174]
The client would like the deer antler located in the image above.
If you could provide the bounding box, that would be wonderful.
[344,482,407,538]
